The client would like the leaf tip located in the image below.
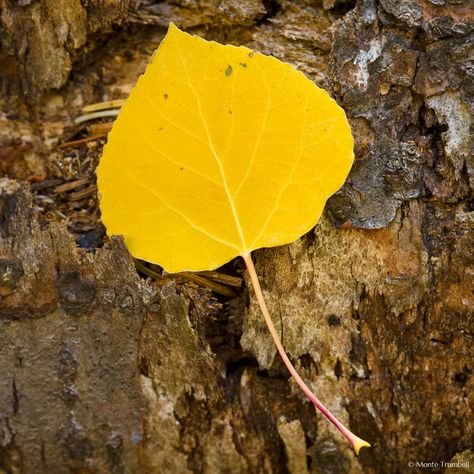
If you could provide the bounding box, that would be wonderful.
[167,21,182,36]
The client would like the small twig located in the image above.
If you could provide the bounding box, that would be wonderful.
[134,260,238,298]
[30,178,64,192]
[54,178,90,194]
[82,100,126,113]
[75,110,120,125]
[134,259,161,279]
[195,271,242,287]
[59,133,107,149]
[68,185,98,201]
[89,122,114,134]
[180,272,238,298]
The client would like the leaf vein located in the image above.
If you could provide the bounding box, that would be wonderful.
[128,114,223,188]
[249,96,309,249]
[114,164,240,251]
[232,69,271,200]
[174,34,247,252]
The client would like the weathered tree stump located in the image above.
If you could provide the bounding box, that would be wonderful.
[0,0,473,473]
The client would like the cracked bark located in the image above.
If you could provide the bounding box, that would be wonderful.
[0,0,473,473]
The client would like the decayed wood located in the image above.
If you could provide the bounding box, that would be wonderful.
[0,180,144,473]
[0,0,473,473]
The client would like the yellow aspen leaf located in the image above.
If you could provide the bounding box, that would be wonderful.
[97,23,353,273]
[97,23,370,454]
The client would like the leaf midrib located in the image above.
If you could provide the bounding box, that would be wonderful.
[174,36,249,254]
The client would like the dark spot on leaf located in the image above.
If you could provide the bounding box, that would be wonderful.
[239,62,247,68]
[164,93,168,99]
[229,110,232,114]
[248,52,254,58]
[180,167,184,171]
[225,65,233,77]
[158,127,163,131]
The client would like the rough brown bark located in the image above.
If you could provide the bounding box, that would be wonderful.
[0,180,144,473]
[0,1,473,473]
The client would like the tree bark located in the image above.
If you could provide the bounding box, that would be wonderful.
[0,1,473,473]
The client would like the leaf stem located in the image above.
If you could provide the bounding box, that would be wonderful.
[243,252,370,455]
